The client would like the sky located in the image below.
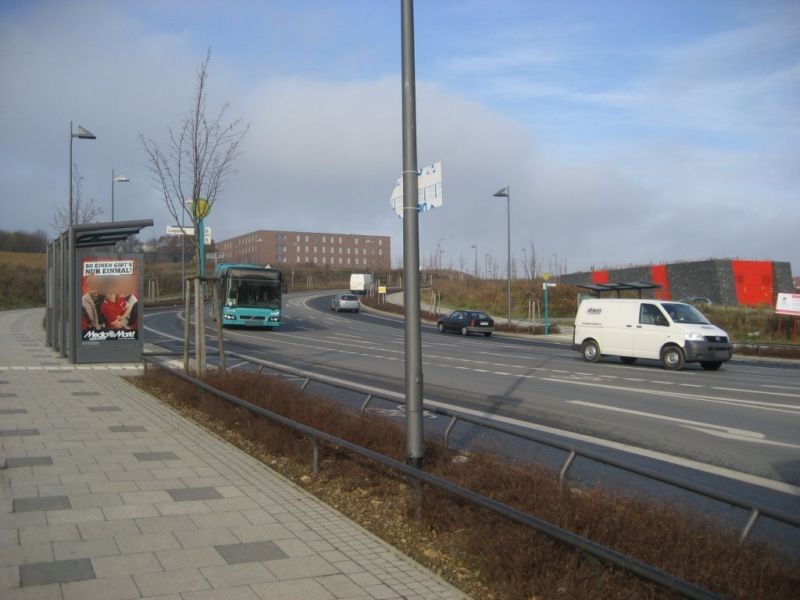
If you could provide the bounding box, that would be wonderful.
[1,0,798,275]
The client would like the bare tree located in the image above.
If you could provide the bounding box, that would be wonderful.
[527,241,542,279]
[50,164,104,234]
[140,49,249,275]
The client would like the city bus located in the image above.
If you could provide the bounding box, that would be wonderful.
[214,263,286,328]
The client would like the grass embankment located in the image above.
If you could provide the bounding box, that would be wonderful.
[0,251,46,309]
[133,367,798,600]
[433,278,578,318]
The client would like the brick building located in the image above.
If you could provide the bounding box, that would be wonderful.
[560,259,794,306]
[216,230,391,271]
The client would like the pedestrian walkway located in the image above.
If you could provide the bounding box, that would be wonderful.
[0,308,466,600]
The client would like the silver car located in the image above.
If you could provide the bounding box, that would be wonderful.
[331,292,360,313]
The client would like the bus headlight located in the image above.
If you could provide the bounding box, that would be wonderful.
[268,316,280,322]
[223,314,236,320]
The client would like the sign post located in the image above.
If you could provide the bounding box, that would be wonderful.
[193,199,210,276]
[543,272,551,335]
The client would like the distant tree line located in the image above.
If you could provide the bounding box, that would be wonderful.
[0,229,48,253]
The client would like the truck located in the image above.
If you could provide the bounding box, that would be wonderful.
[349,273,372,295]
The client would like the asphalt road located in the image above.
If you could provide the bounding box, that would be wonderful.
[143,292,800,521]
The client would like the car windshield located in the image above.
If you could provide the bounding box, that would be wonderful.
[341,295,358,301]
[467,311,490,320]
[662,303,710,325]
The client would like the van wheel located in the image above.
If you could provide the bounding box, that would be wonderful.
[661,346,685,370]
[438,323,445,333]
[484,332,492,337]
[620,357,637,365]
[460,326,469,336]
[700,361,722,371]
[581,340,600,362]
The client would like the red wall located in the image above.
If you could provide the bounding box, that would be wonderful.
[591,270,609,284]
[650,264,670,300]
[731,260,773,306]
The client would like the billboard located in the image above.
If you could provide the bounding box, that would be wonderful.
[80,258,140,342]
[390,161,443,218]
[775,293,800,316]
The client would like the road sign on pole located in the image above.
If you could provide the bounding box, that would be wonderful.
[390,161,442,218]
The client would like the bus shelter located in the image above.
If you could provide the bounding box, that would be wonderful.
[46,220,153,363]
[577,281,663,298]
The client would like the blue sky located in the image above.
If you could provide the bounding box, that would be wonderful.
[1,0,798,274]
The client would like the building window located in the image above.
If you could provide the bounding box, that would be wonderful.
[355,238,359,245]
[347,248,351,254]
[296,235,300,242]
[305,235,309,242]
[379,239,383,246]
[338,258,342,264]
[379,249,383,256]
[355,258,359,265]
[338,237,342,244]
[354,248,359,255]
[347,258,351,265]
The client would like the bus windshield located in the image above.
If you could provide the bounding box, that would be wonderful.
[226,278,281,309]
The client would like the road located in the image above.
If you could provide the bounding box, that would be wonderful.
[144,292,800,523]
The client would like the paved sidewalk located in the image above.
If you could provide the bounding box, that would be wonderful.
[0,308,467,600]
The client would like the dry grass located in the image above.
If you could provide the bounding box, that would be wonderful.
[0,251,46,268]
[133,367,799,600]
[0,252,46,309]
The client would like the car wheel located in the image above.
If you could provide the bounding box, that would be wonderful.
[484,332,491,337]
[460,326,469,336]
[354,309,359,314]
[581,340,600,362]
[700,361,722,371]
[437,323,445,333]
[661,346,685,370]
[620,356,637,365]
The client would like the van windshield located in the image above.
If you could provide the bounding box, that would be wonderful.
[662,303,710,325]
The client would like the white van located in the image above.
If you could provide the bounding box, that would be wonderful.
[572,299,732,370]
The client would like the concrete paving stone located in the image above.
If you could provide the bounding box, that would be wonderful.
[0,511,48,530]
[240,509,278,526]
[53,537,120,561]
[135,478,186,491]
[135,515,197,535]
[308,540,336,553]
[151,468,197,480]
[166,487,222,502]
[38,482,91,497]
[182,586,261,600]
[0,564,21,588]
[108,426,147,433]
[120,490,173,505]
[215,541,289,565]
[88,481,140,494]
[274,539,316,558]
[180,476,232,489]
[46,506,105,525]
[0,395,20,400]
[61,574,141,600]
[115,532,181,555]
[2,454,46,469]
[266,556,339,581]
[319,550,349,563]
[200,562,276,588]
[214,486,246,498]
[190,511,250,530]
[13,495,71,513]
[318,573,368,598]
[91,551,162,577]
[0,408,27,414]
[156,500,212,516]
[172,526,238,550]
[19,557,95,586]
[77,518,140,540]
[348,572,382,587]
[6,473,60,487]
[58,432,100,442]
[230,523,294,543]
[19,523,79,546]
[2,582,62,600]
[190,466,220,477]
[155,546,227,570]
[57,379,84,384]
[0,542,54,567]
[363,584,400,599]
[133,567,210,596]
[133,451,179,462]
[0,528,19,545]
[252,577,335,600]
[102,503,161,521]
[107,470,160,482]
[59,471,109,484]
[77,462,126,473]
[67,492,123,509]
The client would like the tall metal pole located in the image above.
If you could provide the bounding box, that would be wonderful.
[506,187,511,326]
[69,122,74,229]
[472,244,477,278]
[401,0,424,469]
[111,169,115,222]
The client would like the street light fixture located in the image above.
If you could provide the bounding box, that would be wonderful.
[69,122,96,228]
[493,186,511,326]
[111,170,130,222]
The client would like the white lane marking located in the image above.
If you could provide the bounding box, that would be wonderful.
[679,383,703,388]
[543,377,800,415]
[762,384,798,390]
[712,386,800,399]
[566,401,800,449]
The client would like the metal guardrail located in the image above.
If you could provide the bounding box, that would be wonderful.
[141,353,719,599]
[212,351,800,544]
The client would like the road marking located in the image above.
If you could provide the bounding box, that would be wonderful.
[762,384,798,390]
[712,386,800,399]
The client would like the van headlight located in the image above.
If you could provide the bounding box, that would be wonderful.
[684,332,704,341]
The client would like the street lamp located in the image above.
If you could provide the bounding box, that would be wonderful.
[111,170,130,222]
[471,244,478,278]
[493,186,511,326]
[521,247,527,279]
[69,122,96,228]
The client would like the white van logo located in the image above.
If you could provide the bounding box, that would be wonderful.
[587,308,602,315]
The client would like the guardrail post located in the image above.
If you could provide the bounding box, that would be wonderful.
[559,450,577,492]
[256,365,264,374]
[360,393,373,414]
[142,357,148,375]
[308,436,320,474]
[443,416,458,449]
[300,378,311,392]
[739,508,760,543]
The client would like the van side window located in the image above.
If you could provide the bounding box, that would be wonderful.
[640,304,668,326]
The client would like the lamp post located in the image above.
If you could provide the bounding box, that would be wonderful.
[485,253,489,280]
[69,122,96,228]
[521,247,527,279]
[471,244,478,278]
[493,186,511,326]
[111,170,130,222]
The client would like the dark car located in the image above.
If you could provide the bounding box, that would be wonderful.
[678,296,713,305]
[437,310,494,336]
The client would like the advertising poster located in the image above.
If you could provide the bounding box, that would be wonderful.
[80,258,140,342]
[775,293,800,316]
